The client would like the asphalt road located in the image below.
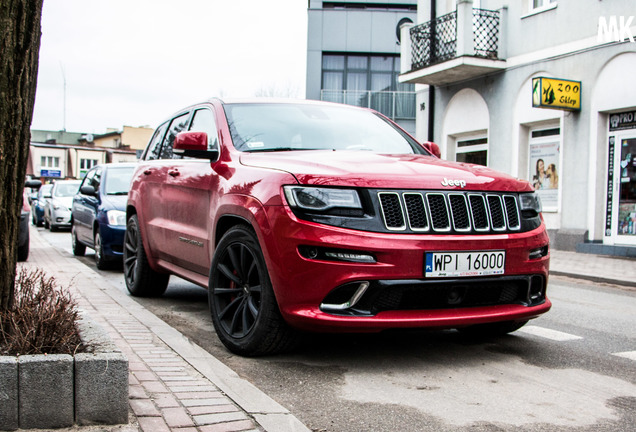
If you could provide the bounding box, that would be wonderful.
[41,228,636,432]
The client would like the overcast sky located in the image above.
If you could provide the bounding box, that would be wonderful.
[31,0,308,134]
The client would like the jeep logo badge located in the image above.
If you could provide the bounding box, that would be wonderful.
[441,178,466,188]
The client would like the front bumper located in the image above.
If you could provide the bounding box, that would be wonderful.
[51,208,72,227]
[261,205,551,332]
[98,223,126,258]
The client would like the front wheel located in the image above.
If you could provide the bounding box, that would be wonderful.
[209,225,297,356]
[123,214,169,297]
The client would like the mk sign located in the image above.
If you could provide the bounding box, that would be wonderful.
[597,16,635,43]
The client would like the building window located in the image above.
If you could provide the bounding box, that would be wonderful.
[528,0,557,14]
[321,54,415,119]
[80,158,98,170]
[456,136,488,166]
[40,156,60,168]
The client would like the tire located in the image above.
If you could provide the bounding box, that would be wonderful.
[123,214,169,297]
[71,225,86,256]
[94,229,109,270]
[209,225,297,356]
[17,230,29,262]
[458,320,529,338]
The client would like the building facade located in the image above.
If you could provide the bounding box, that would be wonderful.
[400,0,636,255]
[307,0,419,134]
[28,126,152,181]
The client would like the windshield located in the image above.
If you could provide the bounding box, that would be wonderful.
[223,103,424,154]
[104,166,135,195]
[53,182,80,197]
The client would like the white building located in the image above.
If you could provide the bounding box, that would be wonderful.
[306,0,419,134]
[399,0,636,256]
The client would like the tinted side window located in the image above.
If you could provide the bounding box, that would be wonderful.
[80,169,95,190]
[160,112,191,160]
[189,109,220,151]
[145,122,168,161]
[90,168,102,191]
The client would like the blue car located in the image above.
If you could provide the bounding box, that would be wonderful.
[31,183,53,227]
[71,163,136,269]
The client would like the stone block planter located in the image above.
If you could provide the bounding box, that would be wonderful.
[0,315,128,430]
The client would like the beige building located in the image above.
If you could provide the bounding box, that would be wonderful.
[28,125,152,180]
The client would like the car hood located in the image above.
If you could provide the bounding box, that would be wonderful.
[101,194,128,211]
[53,196,74,209]
[240,150,532,192]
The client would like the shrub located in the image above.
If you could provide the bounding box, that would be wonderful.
[0,268,85,355]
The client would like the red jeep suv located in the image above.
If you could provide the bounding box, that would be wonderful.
[125,99,550,356]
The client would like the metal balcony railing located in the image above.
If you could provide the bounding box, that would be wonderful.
[320,90,416,120]
[409,8,500,72]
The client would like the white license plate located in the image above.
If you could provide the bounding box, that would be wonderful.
[425,251,505,277]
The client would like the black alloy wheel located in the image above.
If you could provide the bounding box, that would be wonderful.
[209,225,297,356]
[123,214,169,297]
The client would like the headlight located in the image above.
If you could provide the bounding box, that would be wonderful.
[519,193,542,213]
[284,186,362,212]
[107,210,126,226]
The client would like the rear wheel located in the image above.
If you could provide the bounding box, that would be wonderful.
[71,225,86,256]
[209,225,297,356]
[123,214,169,297]
[458,320,528,338]
[94,229,109,270]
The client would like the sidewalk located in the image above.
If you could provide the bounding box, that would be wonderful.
[549,249,636,288]
[20,227,311,432]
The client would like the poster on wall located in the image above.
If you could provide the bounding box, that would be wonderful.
[529,140,560,211]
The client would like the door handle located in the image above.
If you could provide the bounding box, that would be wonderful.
[168,169,180,177]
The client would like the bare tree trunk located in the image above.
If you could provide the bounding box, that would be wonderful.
[0,0,44,310]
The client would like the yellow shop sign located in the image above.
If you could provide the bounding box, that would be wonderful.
[532,77,581,111]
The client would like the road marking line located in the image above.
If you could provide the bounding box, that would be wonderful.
[518,325,583,341]
[612,351,636,361]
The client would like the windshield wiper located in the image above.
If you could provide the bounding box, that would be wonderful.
[106,192,128,195]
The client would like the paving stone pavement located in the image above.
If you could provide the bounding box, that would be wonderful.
[18,227,310,432]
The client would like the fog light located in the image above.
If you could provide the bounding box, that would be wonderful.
[529,245,549,260]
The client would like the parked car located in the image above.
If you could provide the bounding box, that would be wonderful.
[71,163,136,269]
[125,99,551,356]
[19,180,42,261]
[44,180,81,231]
[32,183,53,227]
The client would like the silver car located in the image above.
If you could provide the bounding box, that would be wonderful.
[44,180,81,231]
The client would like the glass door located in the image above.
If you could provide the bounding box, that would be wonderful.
[615,137,636,244]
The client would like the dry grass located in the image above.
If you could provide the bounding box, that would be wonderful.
[0,268,84,355]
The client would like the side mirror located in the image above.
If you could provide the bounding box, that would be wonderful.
[174,131,219,160]
[25,179,42,189]
[80,185,97,196]
[422,141,441,158]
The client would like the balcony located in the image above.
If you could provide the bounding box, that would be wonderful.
[399,5,506,86]
[321,90,417,121]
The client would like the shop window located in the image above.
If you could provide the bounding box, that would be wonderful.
[456,136,488,166]
[529,126,561,212]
